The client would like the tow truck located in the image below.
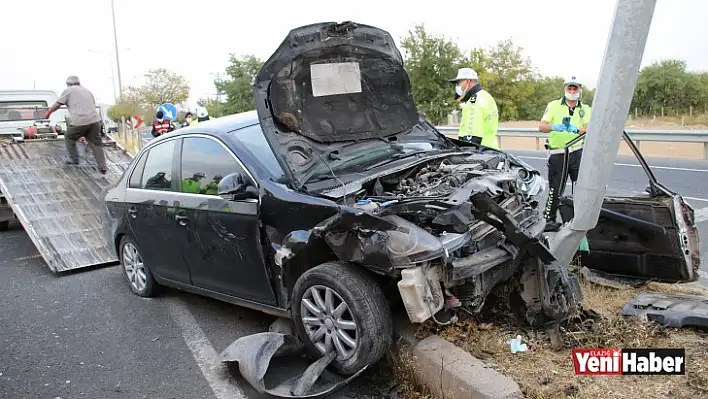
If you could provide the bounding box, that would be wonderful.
[0,90,134,272]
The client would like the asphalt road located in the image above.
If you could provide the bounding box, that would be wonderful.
[509,149,708,285]
[0,221,397,399]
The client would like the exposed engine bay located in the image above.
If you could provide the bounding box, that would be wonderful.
[308,151,581,328]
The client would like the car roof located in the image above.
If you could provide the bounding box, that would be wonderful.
[170,110,259,137]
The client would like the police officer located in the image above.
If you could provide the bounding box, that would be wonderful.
[539,76,592,231]
[448,67,499,149]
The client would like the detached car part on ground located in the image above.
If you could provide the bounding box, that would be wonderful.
[555,132,701,285]
[102,22,583,397]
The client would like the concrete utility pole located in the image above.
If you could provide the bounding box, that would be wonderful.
[111,0,124,99]
[550,0,657,264]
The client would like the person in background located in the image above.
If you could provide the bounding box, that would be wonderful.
[448,68,499,149]
[181,112,196,128]
[538,76,592,232]
[44,75,108,174]
[196,108,210,123]
[151,110,174,137]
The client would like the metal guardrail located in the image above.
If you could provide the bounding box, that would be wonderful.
[435,126,708,159]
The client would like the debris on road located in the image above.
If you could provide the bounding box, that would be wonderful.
[220,332,368,398]
[507,335,529,353]
[621,291,708,328]
[420,278,708,399]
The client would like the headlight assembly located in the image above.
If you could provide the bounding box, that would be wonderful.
[381,215,445,267]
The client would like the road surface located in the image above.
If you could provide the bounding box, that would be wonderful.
[0,221,397,399]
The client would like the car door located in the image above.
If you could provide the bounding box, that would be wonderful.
[174,134,277,306]
[124,137,192,284]
[557,131,700,283]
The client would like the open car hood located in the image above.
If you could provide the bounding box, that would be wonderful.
[253,21,427,188]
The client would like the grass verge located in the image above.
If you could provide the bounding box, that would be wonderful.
[415,274,708,399]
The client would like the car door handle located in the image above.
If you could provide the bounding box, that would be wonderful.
[128,206,137,219]
[175,214,188,226]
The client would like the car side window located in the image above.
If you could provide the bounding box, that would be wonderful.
[128,151,148,189]
[140,140,176,191]
[180,137,245,196]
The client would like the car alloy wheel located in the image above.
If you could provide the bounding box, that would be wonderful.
[123,242,147,293]
[300,285,358,361]
[119,236,157,297]
[291,261,393,375]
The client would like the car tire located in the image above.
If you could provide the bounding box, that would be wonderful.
[0,220,8,231]
[119,235,158,297]
[291,261,393,376]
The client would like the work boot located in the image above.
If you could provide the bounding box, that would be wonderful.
[544,220,561,232]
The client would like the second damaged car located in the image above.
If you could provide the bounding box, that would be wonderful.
[101,21,582,393]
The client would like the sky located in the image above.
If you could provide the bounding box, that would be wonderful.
[2,0,707,110]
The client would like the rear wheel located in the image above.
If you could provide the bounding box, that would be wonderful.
[291,262,393,375]
[119,236,158,297]
[0,220,8,232]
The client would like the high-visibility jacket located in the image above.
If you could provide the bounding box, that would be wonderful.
[181,178,201,194]
[459,89,499,150]
[542,97,592,150]
[204,182,218,195]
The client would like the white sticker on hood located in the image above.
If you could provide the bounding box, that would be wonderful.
[310,62,362,97]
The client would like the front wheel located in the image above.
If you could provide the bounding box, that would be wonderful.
[291,262,393,375]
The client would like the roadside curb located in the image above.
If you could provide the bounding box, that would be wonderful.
[393,317,524,399]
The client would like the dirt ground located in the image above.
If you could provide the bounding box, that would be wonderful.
[400,269,708,399]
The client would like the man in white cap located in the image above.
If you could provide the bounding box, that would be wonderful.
[448,67,499,149]
[538,76,593,231]
[45,76,107,174]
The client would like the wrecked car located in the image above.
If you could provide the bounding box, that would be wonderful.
[101,21,582,388]
[555,131,701,284]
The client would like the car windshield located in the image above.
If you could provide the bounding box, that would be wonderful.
[0,101,49,122]
[307,141,448,182]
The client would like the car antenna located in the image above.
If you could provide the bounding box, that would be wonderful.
[311,149,350,207]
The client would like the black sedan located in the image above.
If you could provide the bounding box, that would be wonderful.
[101,21,584,376]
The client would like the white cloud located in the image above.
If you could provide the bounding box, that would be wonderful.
[2,0,706,108]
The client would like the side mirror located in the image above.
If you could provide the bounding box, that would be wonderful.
[218,172,258,201]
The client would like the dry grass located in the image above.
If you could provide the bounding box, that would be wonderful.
[388,348,436,399]
[416,274,708,399]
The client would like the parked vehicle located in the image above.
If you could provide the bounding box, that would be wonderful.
[101,22,582,376]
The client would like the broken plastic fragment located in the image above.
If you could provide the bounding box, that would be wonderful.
[507,335,528,353]
[219,332,368,398]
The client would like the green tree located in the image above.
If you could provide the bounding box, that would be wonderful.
[477,40,537,121]
[632,59,692,115]
[133,68,191,109]
[197,97,229,118]
[400,24,464,125]
[214,54,263,115]
[107,88,146,122]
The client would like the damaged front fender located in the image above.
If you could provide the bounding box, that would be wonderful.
[220,332,368,398]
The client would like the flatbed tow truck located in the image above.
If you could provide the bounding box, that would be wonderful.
[0,90,134,272]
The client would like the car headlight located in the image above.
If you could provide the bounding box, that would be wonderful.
[517,173,545,198]
[381,215,445,267]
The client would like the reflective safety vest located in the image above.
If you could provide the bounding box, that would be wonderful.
[542,98,592,150]
[153,119,172,135]
[182,178,201,194]
[204,182,218,196]
[459,89,499,150]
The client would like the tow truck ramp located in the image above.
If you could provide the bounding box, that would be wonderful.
[0,137,134,272]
